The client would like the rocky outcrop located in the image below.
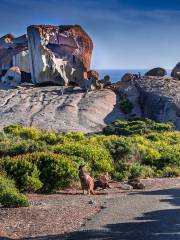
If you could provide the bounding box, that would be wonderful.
[121,73,134,82]
[100,75,112,87]
[171,62,180,79]
[1,66,21,87]
[116,76,180,129]
[0,34,29,75]
[0,86,123,133]
[145,68,167,77]
[27,25,93,86]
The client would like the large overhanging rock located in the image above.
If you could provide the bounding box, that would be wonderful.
[27,25,93,86]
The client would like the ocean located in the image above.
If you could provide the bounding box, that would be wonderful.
[97,69,171,83]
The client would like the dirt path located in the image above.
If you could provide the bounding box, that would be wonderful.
[67,188,180,240]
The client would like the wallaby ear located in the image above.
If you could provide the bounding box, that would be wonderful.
[78,164,85,170]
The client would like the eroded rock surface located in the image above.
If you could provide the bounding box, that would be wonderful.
[116,76,180,129]
[27,25,93,86]
[0,86,123,133]
[0,34,29,75]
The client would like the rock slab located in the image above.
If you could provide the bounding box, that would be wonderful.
[0,86,122,133]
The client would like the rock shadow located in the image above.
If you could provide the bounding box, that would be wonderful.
[104,93,125,125]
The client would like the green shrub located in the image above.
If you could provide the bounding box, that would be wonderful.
[103,119,174,136]
[0,139,48,157]
[64,132,85,141]
[0,157,42,192]
[162,166,180,178]
[53,142,113,176]
[119,99,133,114]
[36,152,77,192]
[4,125,41,140]
[0,173,29,207]
[129,163,155,179]
[103,137,132,162]
[0,132,6,142]
[129,163,145,179]
[41,131,59,145]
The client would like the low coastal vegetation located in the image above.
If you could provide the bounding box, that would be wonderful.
[0,119,179,207]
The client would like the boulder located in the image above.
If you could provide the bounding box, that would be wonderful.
[128,180,145,189]
[145,67,167,77]
[27,25,93,86]
[1,66,21,86]
[99,75,112,88]
[171,62,180,79]
[121,184,133,190]
[121,73,134,82]
[87,70,99,80]
[0,34,29,76]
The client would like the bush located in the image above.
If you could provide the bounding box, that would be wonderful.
[4,152,78,193]
[4,125,41,140]
[0,139,48,157]
[53,142,113,176]
[103,137,132,162]
[103,119,174,136]
[0,157,42,192]
[41,131,59,145]
[119,99,133,114]
[35,152,77,192]
[0,173,29,207]
[162,166,180,178]
[129,163,155,179]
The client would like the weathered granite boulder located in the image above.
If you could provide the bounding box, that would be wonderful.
[27,25,93,86]
[145,67,167,77]
[0,34,30,78]
[1,66,21,86]
[121,73,134,82]
[116,76,180,129]
[99,75,112,88]
[171,62,180,79]
[87,70,99,80]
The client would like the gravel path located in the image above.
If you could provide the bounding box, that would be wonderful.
[67,187,180,240]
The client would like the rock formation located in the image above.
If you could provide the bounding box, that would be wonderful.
[1,66,21,86]
[145,67,167,77]
[171,62,180,79]
[0,85,123,133]
[0,34,29,77]
[116,76,180,129]
[0,24,94,88]
[27,25,93,87]
[100,75,112,87]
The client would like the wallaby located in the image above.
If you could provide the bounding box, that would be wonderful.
[94,173,111,190]
[78,164,94,195]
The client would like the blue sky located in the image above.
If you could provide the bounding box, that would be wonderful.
[1,0,180,69]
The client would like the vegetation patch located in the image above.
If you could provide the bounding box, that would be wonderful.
[0,173,29,208]
[119,99,133,114]
[0,120,179,201]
